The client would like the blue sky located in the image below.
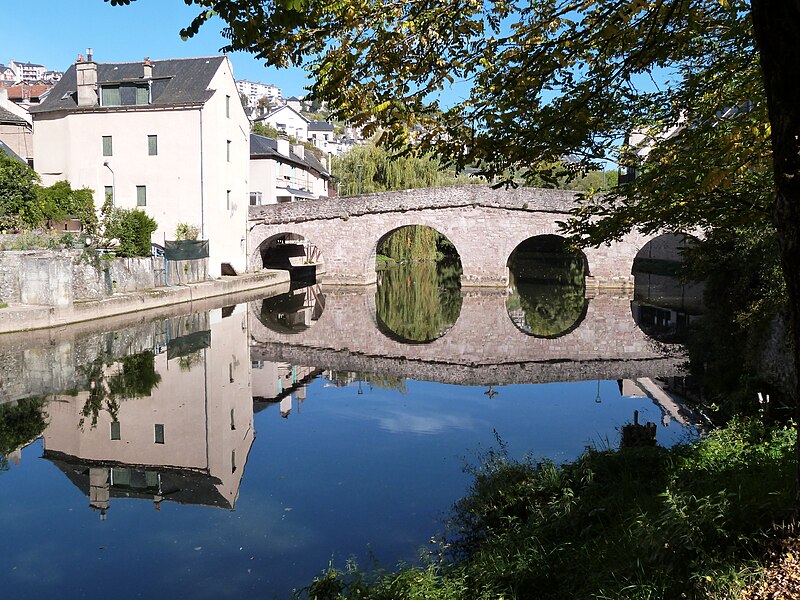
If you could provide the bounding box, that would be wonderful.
[3,0,310,96]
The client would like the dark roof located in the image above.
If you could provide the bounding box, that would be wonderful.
[250,133,330,179]
[303,151,330,177]
[308,120,334,132]
[45,451,234,510]
[0,105,28,126]
[0,140,26,163]
[250,133,279,156]
[30,56,226,115]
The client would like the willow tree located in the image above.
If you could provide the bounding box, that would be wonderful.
[333,141,475,196]
[109,0,800,483]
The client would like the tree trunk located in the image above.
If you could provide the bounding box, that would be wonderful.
[750,0,800,509]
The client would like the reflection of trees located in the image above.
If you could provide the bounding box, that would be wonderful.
[507,238,587,338]
[326,371,408,393]
[79,352,162,431]
[376,260,463,343]
[0,398,47,471]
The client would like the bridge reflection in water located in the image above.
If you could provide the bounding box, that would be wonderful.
[250,284,688,387]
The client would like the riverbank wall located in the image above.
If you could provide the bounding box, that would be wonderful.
[0,267,291,334]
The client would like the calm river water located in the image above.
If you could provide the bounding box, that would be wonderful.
[0,256,703,599]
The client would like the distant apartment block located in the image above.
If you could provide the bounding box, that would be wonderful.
[3,59,62,83]
[235,78,281,109]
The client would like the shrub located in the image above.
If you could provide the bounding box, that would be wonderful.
[174,222,200,241]
[100,199,158,257]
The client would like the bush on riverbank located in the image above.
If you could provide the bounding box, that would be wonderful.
[302,418,795,599]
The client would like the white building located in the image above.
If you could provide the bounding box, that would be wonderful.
[255,104,309,142]
[8,60,47,83]
[249,133,331,205]
[0,64,15,81]
[235,79,281,110]
[30,55,250,277]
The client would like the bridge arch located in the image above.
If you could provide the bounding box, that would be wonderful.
[506,234,589,338]
[251,231,325,281]
[631,232,704,343]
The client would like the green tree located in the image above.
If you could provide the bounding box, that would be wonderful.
[334,141,478,195]
[251,121,280,139]
[99,198,158,257]
[36,180,98,233]
[0,154,39,230]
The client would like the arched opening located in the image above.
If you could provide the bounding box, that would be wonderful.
[373,225,463,343]
[506,235,588,338]
[255,284,326,334]
[257,233,323,284]
[631,233,704,343]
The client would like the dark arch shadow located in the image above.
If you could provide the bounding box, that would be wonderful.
[256,232,323,284]
[373,224,463,344]
[255,284,326,335]
[506,234,589,338]
[631,233,704,343]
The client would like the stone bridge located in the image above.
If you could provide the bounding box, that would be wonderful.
[248,186,653,287]
[248,287,686,386]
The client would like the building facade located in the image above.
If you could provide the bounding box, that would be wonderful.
[30,55,250,276]
[249,134,331,206]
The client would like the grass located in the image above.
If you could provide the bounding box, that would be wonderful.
[299,418,795,599]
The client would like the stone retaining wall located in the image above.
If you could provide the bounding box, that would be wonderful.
[0,249,164,304]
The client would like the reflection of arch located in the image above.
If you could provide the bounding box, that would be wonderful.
[255,284,326,334]
[255,232,324,283]
[372,225,463,344]
[505,234,588,338]
[631,233,704,343]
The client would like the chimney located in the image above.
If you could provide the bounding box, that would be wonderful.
[76,50,98,107]
[293,143,305,160]
[277,134,290,157]
[0,88,7,109]
[143,57,152,79]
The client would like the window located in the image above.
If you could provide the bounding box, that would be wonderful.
[101,85,120,106]
[231,450,237,473]
[136,185,147,207]
[226,94,231,117]
[226,190,231,210]
[102,135,112,157]
[230,409,236,431]
[249,191,262,206]
[154,424,165,444]
[135,85,149,105]
[104,185,113,203]
[110,421,121,440]
[147,135,157,156]
[226,140,231,162]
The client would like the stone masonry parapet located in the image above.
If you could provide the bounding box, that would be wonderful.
[248,186,582,225]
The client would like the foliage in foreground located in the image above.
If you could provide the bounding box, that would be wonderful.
[302,419,795,599]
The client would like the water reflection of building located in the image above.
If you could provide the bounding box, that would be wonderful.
[252,361,321,417]
[619,377,701,428]
[42,306,254,518]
